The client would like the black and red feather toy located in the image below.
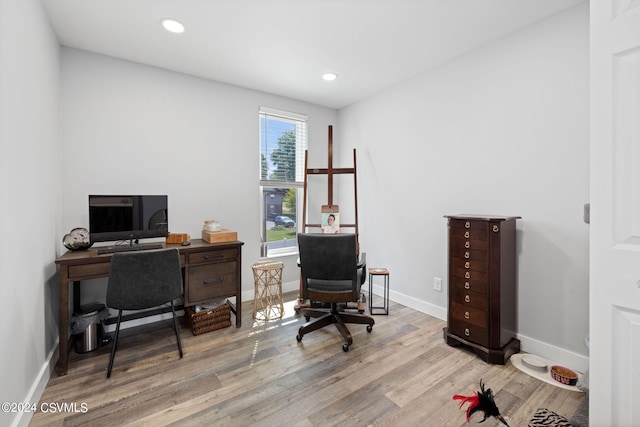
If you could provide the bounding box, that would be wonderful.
[453,380,509,426]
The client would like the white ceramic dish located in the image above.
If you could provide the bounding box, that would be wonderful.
[522,354,548,371]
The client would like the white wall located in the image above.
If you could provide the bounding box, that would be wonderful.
[60,48,338,305]
[0,0,61,426]
[337,3,589,369]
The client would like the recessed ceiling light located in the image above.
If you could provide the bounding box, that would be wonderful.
[161,18,185,34]
[322,73,338,81]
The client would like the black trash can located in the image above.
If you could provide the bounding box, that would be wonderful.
[71,303,106,353]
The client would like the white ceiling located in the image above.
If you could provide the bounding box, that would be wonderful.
[41,0,583,109]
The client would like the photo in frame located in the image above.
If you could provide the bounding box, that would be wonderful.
[321,205,340,234]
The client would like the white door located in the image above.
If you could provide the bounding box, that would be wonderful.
[590,1,640,425]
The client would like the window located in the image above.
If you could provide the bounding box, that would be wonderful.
[259,106,307,255]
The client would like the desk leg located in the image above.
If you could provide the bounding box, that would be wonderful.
[237,255,242,327]
[55,276,69,376]
[236,283,242,329]
[73,280,81,313]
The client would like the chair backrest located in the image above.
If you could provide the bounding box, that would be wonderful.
[106,248,183,310]
[297,233,359,300]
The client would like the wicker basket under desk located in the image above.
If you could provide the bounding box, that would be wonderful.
[185,302,231,335]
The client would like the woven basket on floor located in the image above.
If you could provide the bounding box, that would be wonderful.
[185,303,231,335]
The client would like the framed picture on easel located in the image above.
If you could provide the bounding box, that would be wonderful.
[321,205,340,234]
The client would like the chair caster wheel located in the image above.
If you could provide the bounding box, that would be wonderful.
[367,325,373,333]
[296,334,302,342]
[342,343,349,352]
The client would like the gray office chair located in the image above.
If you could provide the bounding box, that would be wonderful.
[105,248,183,378]
[296,233,374,352]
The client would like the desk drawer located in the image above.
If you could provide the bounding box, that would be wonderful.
[188,248,238,264]
[68,262,110,280]
[187,261,237,304]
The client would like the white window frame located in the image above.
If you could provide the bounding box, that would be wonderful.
[259,106,308,256]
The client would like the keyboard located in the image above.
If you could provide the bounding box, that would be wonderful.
[97,242,164,254]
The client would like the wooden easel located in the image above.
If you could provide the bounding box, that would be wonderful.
[301,125,359,238]
[296,125,362,311]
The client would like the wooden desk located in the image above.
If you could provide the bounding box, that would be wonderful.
[55,239,244,376]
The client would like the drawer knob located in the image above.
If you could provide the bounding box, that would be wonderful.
[493,225,500,233]
[464,295,470,303]
[465,221,471,229]
[464,231,470,238]
[464,251,470,259]
[464,261,470,269]
[464,328,470,336]
[464,282,470,289]
[465,241,470,248]
[464,311,470,319]
[465,272,471,279]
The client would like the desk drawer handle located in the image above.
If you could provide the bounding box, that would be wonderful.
[465,241,470,248]
[464,311,470,319]
[465,261,470,269]
[464,282,470,289]
[465,272,471,279]
[204,254,224,260]
[465,221,471,229]
[464,231,470,238]
[464,251,470,259]
[464,328,470,336]
[464,295,470,303]
[203,277,224,285]
[493,225,500,233]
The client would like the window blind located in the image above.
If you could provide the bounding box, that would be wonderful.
[259,106,308,186]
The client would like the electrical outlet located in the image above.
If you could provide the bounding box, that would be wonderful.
[433,277,442,292]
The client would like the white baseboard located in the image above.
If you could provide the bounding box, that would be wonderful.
[12,339,59,427]
[516,332,589,373]
[370,283,447,321]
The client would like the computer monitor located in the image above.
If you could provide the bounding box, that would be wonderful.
[88,195,168,244]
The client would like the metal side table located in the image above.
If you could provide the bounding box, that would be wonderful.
[368,268,389,315]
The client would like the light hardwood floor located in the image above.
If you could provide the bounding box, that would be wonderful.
[31,292,584,426]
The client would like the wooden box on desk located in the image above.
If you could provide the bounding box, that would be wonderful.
[166,233,190,244]
[202,229,238,243]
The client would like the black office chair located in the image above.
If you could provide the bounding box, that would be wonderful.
[296,233,374,352]
[105,248,183,378]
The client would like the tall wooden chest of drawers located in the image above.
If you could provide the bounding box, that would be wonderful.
[443,215,520,364]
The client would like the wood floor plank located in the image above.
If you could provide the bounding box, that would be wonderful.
[30,293,585,426]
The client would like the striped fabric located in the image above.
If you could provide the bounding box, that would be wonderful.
[528,408,572,427]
